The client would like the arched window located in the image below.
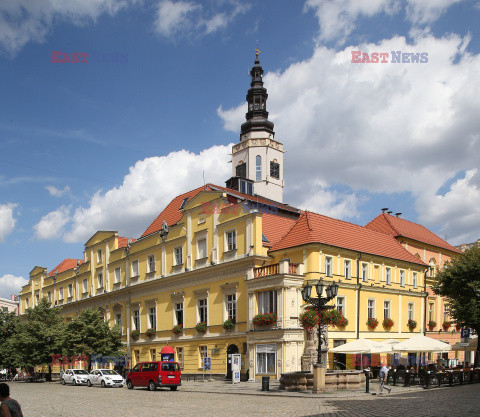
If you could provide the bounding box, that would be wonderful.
[256,155,262,181]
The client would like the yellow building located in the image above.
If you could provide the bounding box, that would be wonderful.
[20,53,432,379]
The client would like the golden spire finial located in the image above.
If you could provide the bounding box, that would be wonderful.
[255,40,261,58]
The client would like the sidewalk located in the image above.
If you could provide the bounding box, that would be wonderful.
[179,378,423,398]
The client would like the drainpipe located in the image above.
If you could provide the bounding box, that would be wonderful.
[423,268,429,336]
[356,253,362,340]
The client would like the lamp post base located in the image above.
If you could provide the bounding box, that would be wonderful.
[312,364,326,393]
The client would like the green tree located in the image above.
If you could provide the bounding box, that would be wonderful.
[62,308,123,371]
[0,310,20,372]
[433,246,480,367]
[9,298,64,379]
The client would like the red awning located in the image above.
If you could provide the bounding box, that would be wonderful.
[161,346,175,354]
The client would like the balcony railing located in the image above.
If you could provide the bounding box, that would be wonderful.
[253,262,300,278]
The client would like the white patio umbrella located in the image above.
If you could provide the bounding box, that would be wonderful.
[330,338,393,369]
[393,334,451,353]
[382,339,400,345]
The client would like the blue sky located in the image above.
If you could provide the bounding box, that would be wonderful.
[1,0,480,298]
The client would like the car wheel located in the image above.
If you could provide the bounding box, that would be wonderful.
[101,380,106,388]
[87,380,92,387]
[61,379,65,385]
[73,379,77,386]
[148,380,157,391]
[127,380,133,390]
[170,386,178,391]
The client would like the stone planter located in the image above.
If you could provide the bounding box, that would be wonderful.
[279,370,365,392]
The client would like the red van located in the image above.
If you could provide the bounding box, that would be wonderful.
[126,361,181,391]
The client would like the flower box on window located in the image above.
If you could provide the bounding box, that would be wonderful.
[336,315,349,328]
[442,321,451,331]
[252,313,277,326]
[146,328,156,338]
[407,319,417,331]
[196,322,207,334]
[172,324,183,335]
[428,320,436,331]
[382,317,394,330]
[130,330,140,340]
[367,318,379,330]
[299,310,319,330]
[223,319,235,330]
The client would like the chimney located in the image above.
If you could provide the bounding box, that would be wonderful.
[387,211,393,215]
[381,208,389,213]
[395,212,402,218]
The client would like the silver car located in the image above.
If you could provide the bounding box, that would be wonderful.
[62,369,89,385]
[87,369,124,388]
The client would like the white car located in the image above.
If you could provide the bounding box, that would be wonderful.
[62,369,89,385]
[87,369,124,388]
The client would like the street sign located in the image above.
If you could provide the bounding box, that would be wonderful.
[203,357,211,371]
[461,329,470,339]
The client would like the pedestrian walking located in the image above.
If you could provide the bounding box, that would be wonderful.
[0,383,23,417]
[378,363,391,395]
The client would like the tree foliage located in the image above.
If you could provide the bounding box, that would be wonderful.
[433,246,480,366]
[0,310,20,370]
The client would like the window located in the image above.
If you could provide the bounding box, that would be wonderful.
[257,290,277,314]
[325,256,332,277]
[97,249,103,263]
[198,213,206,224]
[97,272,103,288]
[114,267,121,284]
[47,291,51,303]
[82,278,88,293]
[175,302,183,326]
[270,160,280,179]
[428,303,435,322]
[177,347,184,369]
[227,294,236,321]
[151,349,156,361]
[256,155,262,181]
[385,267,391,285]
[134,351,140,365]
[59,287,64,301]
[131,260,139,277]
[35,293,39,303]
[408,303,414,321]
[115,313,122,328]
[149,306,156,329]
[384,300,391,319]
[198,298,207,323]
[361,263,368,282]
[367,300,375,319]
[247,182,253,195]
[256,344,276,374]
[336,296,345,315]
[236,162,246,178]
[179,197,189,210]
[400,270,405,287]
[443,305,449,323]
[133,310,140,331]
[226,230,236,251]
[199,346,208,366]
[174,247,183,266]
[240,180,246,194]
[412,272,418,289]
[197,238,207,259]
[25,298,29,308]
[147,255,155,272]
[68,284,73,298]
[344,260,351,279]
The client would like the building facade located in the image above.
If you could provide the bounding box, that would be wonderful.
[0,295,19,314]
[19,54,460,378]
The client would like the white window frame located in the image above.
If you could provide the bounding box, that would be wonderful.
[174,302,184,326]
[367,299,375,320]
[383,300,391,319]
[257,290,277,315]
[336,296,345,316]
[82,278,88,294]
[97,272,103,289]
[59,287,64,301]
[325,256,332,277]
[114,267,121,284]
[131,260,139,277]
[225,229,237,252]
[256,344,276,375]
[177,347,184,369]
[115,313,122,329]
[255,155,262,181]
[399,270,405,287]
[147,255,156,273]
[174,246,183,266]
[385,267,392,285]
[408,303,414,321]
[148,306,156,329]
[97,249,103,263]
[67,284,73,298]
[412,272,418,289]
[197,237,207,260]
[47,291,51,303]
[132,309,140,331]
[226,293,237,322]
[197,298,208,324]
[344,260,351,279]
[428,303,435,322]
[361,263,368,282]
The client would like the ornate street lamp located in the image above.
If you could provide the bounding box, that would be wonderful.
[301,280,339,366]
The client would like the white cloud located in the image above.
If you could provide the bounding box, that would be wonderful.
[0,0,133,55]
[36,145,231,243]
[416,169,480,244]
[304,0,466,43]
[219,34,480,238]
[0,274,28,299]
[34,206,71,240]
[46,185,71,198]
[154,0,249,38]
[0,203,16,242]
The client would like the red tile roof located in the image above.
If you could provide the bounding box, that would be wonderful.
[48,258,84,276]
[262,213,297,247]
[365,213,461,253]
[118,236,136,248]
[270,212,427,266]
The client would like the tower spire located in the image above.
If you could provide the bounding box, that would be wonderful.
[240,50,275,140]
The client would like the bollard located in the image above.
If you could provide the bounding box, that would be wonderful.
[471,371,475,384]
[262,376,270,391]
[364,371,370,393]
[393,369,397,386]
[448,372,453,386]
[404,370,409,387]
[425,371,430,389]
[460,370,464,385]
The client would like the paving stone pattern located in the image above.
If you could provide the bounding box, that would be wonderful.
[5,379,480,417]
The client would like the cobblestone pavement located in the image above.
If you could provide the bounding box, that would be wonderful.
[5,380,480,417]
